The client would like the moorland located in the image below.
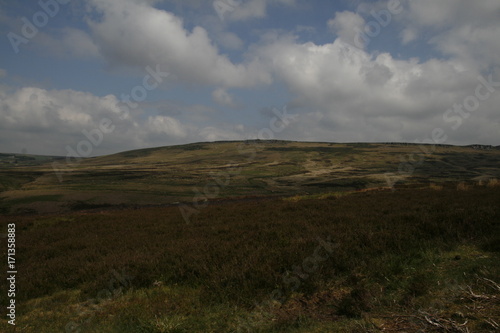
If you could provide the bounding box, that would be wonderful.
[0,141,499,332]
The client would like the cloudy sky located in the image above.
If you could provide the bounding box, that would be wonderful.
[0,0,499,156]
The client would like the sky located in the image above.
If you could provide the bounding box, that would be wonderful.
[0,0,499,156]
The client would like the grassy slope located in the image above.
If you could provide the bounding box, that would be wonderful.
[0,141,500,214]
[1,185,499,332]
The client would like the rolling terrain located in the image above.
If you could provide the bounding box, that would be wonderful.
[1,141,499,214]
[0,141,499,332]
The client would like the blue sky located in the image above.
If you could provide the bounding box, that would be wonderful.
[0,0,499,156]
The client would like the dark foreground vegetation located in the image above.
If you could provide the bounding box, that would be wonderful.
[1,184,499,332]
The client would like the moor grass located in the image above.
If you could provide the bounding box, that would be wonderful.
[1,186,499,332]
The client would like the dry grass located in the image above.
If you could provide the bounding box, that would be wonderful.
[429,183,444,191]
[456,182,471,191]
[487,178,500,188]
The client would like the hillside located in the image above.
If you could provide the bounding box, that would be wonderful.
[1,141,500,214]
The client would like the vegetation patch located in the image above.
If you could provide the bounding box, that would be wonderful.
[2,186,499,332]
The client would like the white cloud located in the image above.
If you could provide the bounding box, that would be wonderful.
[0,85,249,155]
[405,0,500,28]
[212,88,238,108]
[198,124,245,142]
[430,24,500,71]
[0,69,6,78]
[226,0,267,21]
[145,115,187,139]
[397,0,500,70]
[0,86,135,155]
[327,11,365,47]
[216,31,244,50]
[0,87,128,131]
[222,0,296,22]
[2,0,500,157]
[400,28,417,44]
[86,0,271,88]
[203,16,245,51]
[255,34,500,145]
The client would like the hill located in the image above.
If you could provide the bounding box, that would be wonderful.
[1,140,500,214]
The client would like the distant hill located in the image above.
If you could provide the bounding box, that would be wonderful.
[0,152,63,167]
[0,141,499,214]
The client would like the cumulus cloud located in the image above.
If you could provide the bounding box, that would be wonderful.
[0,87,134,155]
[236,1,500,145]
[212,88,238,108]
[219,0,296,22]
[2,0,500,157]
[198,124,245,142]
[400,28,417,44]
[145,115,188,139]
[0,86,206,155]
[255,33,500,145]
[0,85,249,155]
[430,25,500,72]
[86,0,271,88]
[0,87,128,131]
[215,31,244,50]
[399,0,500,70]
[405,0,499,28]
[327,11,365,47]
